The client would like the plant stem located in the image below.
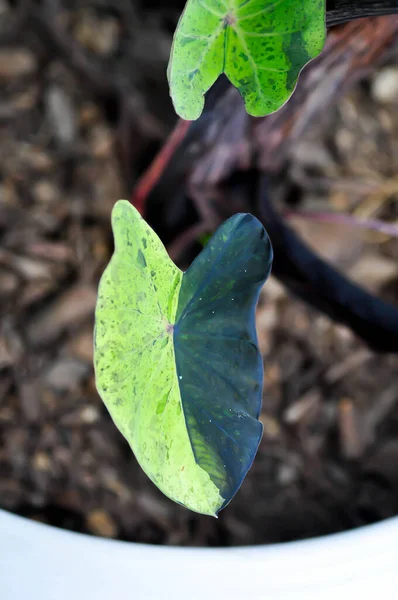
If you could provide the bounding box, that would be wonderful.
[326,0,398,26]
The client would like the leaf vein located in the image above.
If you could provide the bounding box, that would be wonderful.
[184,23,225,80]
[197,0,224,18]
[240,28,307,37]
[178,30,213,41]
[237,0,288,21]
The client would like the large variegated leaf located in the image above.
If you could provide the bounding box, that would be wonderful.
[94,200,273,516]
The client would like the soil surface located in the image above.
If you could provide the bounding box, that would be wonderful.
[0,1,398,546]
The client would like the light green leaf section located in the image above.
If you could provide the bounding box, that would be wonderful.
[168,0,326,119]
[94,200,224,516]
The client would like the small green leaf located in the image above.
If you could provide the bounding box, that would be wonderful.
[168,0,326,120]
[94,200,273,516]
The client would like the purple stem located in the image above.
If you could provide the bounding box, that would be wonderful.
[285,210,398,239]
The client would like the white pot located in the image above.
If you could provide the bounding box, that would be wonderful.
[1,509,397,599]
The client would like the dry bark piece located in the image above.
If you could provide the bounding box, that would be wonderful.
[0,249,54,281]
[372,67,398,103]
[18,281,58,309]
[27,284,97,345]
[86,509,119,538]
[338,397,366,459]
[0,49,37,79]
[0,337,13,369]
[68,327,94,363]
[60,405,100,426]
[73,11,120,56]
[0,268,19,298]
[44,357,90,392]
[20,148,54,173]
[0,322,24,368]
[22,241,74,264]
[18,379,41,423]
[259,414,281,441]
[45,85,77,147]
[32,451,52,472]
[288,217,364,267]
[284,391,321,427]
[348,254,398,291]
[325,349,373,383]
[0,405,15,423]
[89,125,114,159]
[32,181,61,206]
[79,406,100,424]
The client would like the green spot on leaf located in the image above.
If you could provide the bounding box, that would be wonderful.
[137,249,147,267]
[156,389,172,415]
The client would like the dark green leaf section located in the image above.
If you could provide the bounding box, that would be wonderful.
[174,214,273,511]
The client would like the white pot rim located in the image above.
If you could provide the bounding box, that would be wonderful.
[1,509,397,599]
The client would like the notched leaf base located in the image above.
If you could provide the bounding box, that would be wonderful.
[168,0,326,120]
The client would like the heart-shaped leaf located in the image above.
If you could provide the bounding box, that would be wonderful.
[168,0,326,120]
[94,200,273,516]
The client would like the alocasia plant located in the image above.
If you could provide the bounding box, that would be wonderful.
[168,0,326,119]
[94,200,273,516]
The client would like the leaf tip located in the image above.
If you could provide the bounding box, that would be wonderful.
[170,91,204,122]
